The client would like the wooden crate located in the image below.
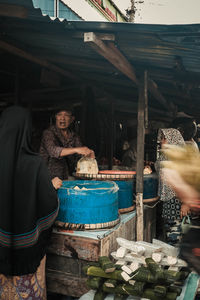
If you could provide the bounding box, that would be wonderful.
[46,207,156,297]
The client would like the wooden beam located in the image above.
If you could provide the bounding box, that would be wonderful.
[136,72,147,241]
[0,4,28,19]
[74,32,115,41]
[0,40,78,81]
[84,32,174,112]
[84,32,139,85]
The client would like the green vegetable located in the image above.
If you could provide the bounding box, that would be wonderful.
[164,270,181,284]
[168,285,182,295]
[87,277,104,289]
[145,257,165,280]
[104,279,118,288]
[83,266,123,281]
[131,267,157,283]
[94,290,105,300]
[99,256,116,273]
[154,285,167,297]
[143,289,160,300]
[164,292,178,300]
[103,283,140,296]
[132,281,146,294]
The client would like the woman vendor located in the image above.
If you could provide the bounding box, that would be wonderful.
[40,108,95,181]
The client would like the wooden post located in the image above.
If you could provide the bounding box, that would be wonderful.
[108,101,114,170]
[136,71,148,241]
[144,71,148,129]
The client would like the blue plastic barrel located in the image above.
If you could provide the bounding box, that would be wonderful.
[57,180,119,225]
[133,173,158,201]
[114,181,133,211]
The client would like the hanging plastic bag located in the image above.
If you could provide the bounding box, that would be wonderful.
[181,215,191,234]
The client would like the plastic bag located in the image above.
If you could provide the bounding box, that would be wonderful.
[181,215,191,234]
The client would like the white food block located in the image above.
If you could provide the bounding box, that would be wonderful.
[129,279,136,286]
[129,261,140,272]
[152,252,164,263]
[121,265,133,275]
[130,251,143,258]
[136,241,162,256]
[168,266,180,272]
[167,256,178,266]
[116,238,145,255]
[116,247,127,258]
[153,239,179,257]
[115,260,126,266]
[161,258,187,267]
[121,271,131,281]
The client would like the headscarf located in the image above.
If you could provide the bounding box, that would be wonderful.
[0,106,58,275]
[156,128,185,201]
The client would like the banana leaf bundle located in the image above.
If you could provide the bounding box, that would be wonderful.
[94,290,105,300]
[145,257,165,280]
[87,277,104,289]
[143,289,177,300]
[102,283,141,296]
[99,256,116,273]
[83,266,123,281]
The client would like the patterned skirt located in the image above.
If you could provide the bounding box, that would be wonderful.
[0,256,46,300]
[162,198,182,246]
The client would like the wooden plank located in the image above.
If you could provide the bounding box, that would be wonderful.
[0,40,78,80]
[136,72,147,241]
[47,233,100,261]
[0,4,28,19]
[46,269,88,297]
[100,214,136,256]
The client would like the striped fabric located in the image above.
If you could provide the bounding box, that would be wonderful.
[0,208,58,249]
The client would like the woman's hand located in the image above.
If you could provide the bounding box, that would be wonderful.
[180,204,190,218]
[76,147,95,158]
[52,177,62,190]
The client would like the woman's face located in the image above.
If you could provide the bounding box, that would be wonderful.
[55,110,72,129]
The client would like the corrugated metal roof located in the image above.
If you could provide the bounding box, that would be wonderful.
[0,0,200,118]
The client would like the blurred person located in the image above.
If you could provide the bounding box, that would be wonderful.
[0,106,59,299]
[163,168,200,274]
[40,108,94,180]
[156,128,186,245]
[122,139,137,169]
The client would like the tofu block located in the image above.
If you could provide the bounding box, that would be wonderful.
[129,261,140,272]
[116,238,145,255]
[153,238,179,257]
[152,252,164,263]
[121,271,131,281]
[116,247,127,258]
[167,256,178,266]
[121,265,133,275]
[136,241,162,256]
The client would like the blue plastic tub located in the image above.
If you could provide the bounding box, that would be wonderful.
[57,180,119,225]
[114,181,133,210]
[133,173,158,201]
